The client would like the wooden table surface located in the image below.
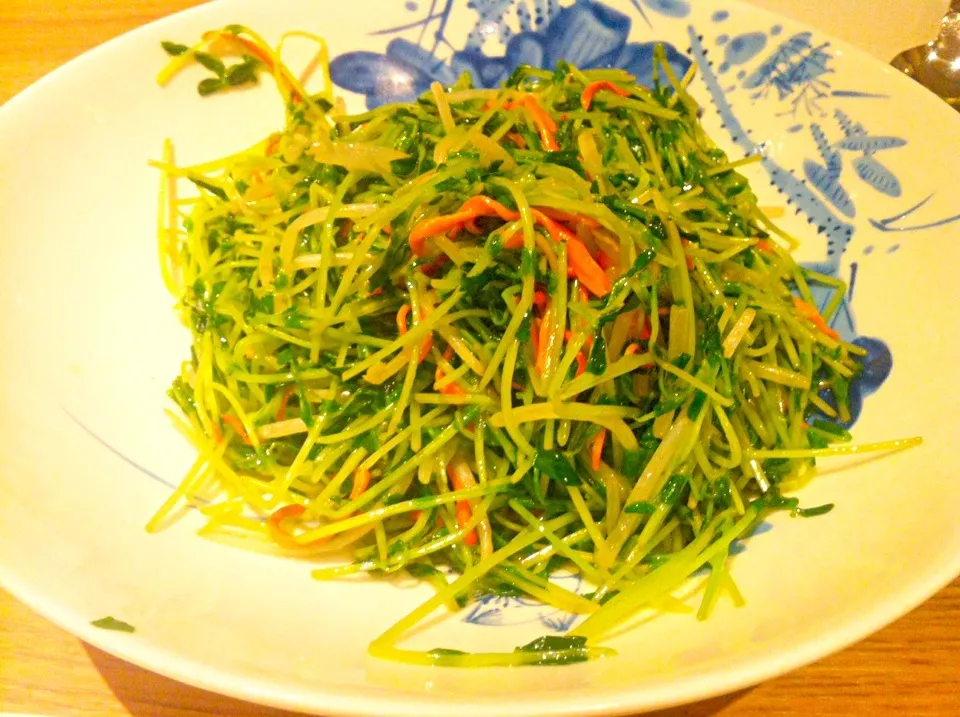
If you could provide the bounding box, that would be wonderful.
[1,1,958,715]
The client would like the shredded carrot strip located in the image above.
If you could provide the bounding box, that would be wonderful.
[563,330,593,351]
[624,343,640,356]
[528,316,541,362]
[276,385,295,421]
[531,209,577,243]
[591,429,607,470]
[536,207,601,228]
[503,95,558,151]
[580,81,632,110]
[264,133,281,156]
[408,210,478,255]
[267,504,329,549]
[460,195,520,221]
[792,296,840,340]
[575,351,587,377]
[397,304,411,335]
[639,317,652,340]
[447,466,478,546]
[350,468,371,500]
[567,238,611,297]
[505,131,527,149]
[221,413,252,445]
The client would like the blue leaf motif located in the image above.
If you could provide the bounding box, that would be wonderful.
[834,136,908,153]
[642,0,691,18]
[541,612,579,632]
[329,51,429,106]
[810,123,841,177]
[386,38,457,85]
[853,155,902,197]
[505,31,546,69]
[595,41,692,88]
[804,159,855,218]
[743,33,814,92]
[542,0,631,68]
[464,595,505,626]
[451,49,508,88]
[723,32,767,67]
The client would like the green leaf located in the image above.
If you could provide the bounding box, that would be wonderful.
[161,41,189,56]
[188,176,228,199]
[811,419,852,442]
[91,616,135,633]
[250,292,275,315]
[795,503,835,518]
[657,474,689,506]
[514,635,590,665]
[197,77,225,97]
[624,501,655,515]
[586,335,607,375]
[194,51,226,77]
[226,60,261,87]
[533,450,581,486]
[405,563,444,580]
[687,390,707,419]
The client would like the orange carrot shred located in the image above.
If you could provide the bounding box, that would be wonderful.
[639,317,652,341]
[220,413,252,446]
[792,296,840,340]
[276,385,295,421]
[264,133,281,156]
[459,195,520,222]
[408,211,476,255]
[457,504,478,546]
[580,81,632,111]
[591,429,607,471]
[267,504,329,549]
[567,238,611,297]
[350,468,371,501]
[536,207,601,228]
[575,351,587,377]
[506,131,527,149]
[624,343,640,355]
[397,304,411,335]
[531,209,577,243]
[418,334,434,364]
[447,466,478,546]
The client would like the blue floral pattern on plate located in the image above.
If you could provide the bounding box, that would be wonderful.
[330,0,693,107]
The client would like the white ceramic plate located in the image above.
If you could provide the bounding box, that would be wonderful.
[2,1,959,715]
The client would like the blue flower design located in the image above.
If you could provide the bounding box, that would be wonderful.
[330,0,692,109]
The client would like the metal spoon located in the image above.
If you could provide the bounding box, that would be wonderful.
[891,0,960,109]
